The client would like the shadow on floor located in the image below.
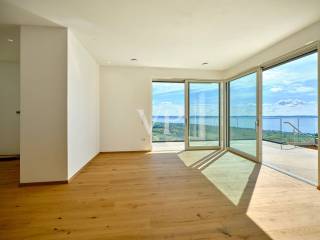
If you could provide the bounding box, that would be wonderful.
[178,150,261,207]
[1,151,271,239]
[154,150,271,239]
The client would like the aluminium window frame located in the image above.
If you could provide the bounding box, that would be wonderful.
[224,68,260,162]
[151,79,223,151]
[151,80,186,144]
[224,41,320,188]
[260,43,319,187]
[184,80,222,151]
[153,41,320,189]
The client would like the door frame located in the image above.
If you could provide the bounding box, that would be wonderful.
[259,42,320,187]
[184,80,222,151]
[151,80,186,147]
[224,68,260,162]
[151,79,221,151]
[223,41,320,188]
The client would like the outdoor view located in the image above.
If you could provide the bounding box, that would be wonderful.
[188,82,219,147]
[152,82,185,142]
[262,52,318,184]
[152,82,220,147]
[152,52,318,184]
[229,73,257,157]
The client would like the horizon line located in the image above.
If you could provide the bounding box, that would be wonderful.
[152,115,318,117]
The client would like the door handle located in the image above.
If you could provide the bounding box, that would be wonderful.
[255,120,259,130]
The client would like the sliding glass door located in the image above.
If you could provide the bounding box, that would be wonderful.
[152,80,221,151]
[185,81,220,150]
[227,72,258,160]
[152,81,185,151]
[262,51,318,185]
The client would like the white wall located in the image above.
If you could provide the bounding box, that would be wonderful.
[100,66,223,152]
[16,19,320,182]
[0,62,20,155]
[224,21,320,78]
[67,30,99,179]
[20,26,68,183]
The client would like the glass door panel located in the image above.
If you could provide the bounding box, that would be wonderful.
[152,82,185,142]
[186,82,220,149]
[228,72,257,158]
[262,51,318,185]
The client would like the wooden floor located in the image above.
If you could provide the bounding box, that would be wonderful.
[1,151,320,240]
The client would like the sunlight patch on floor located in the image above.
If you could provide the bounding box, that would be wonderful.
[176,149,320,239]
[201,152,257,205]
[244,165,320,240]
[177,150,215,167]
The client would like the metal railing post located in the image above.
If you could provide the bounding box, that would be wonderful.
[280,117,283,149]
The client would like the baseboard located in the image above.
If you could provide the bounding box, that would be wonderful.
[0,154,20,160]
[19,153,100,186]
[69,151,150,182]
[18,151,151,186]
[68,152,100,183]
[19,180,68,187]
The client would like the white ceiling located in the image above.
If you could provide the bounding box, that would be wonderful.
[1,0,320,70]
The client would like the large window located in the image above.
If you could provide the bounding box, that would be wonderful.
[152,82,185,142]
[262,52,318,185]
[228,73,257,157]
[152,81,221,150]
[152,49,319,187]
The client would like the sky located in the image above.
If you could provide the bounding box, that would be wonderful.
[152,82,219,116]
[153,52,318,117]
[263,52,317,116]
[229,73,256,116]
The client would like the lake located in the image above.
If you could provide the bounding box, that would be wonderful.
[152,116,318,134]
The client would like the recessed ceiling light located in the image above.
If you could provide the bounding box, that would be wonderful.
[104,60,111,64]
[130,58,137,61]
[8,38,14,42]
[202,62,208,65]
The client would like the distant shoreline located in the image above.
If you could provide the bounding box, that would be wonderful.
[152,115,318,134]
[153,115,318,118]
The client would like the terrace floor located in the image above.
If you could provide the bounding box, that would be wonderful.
[153,140,318,185]
[263,141,318,185]
[152,141,219,152]
[152,142,185,152]
[231,140,318,184]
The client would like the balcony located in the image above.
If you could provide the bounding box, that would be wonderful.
[153,115,318,184]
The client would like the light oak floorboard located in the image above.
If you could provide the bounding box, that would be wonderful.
[0,151,320,239]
